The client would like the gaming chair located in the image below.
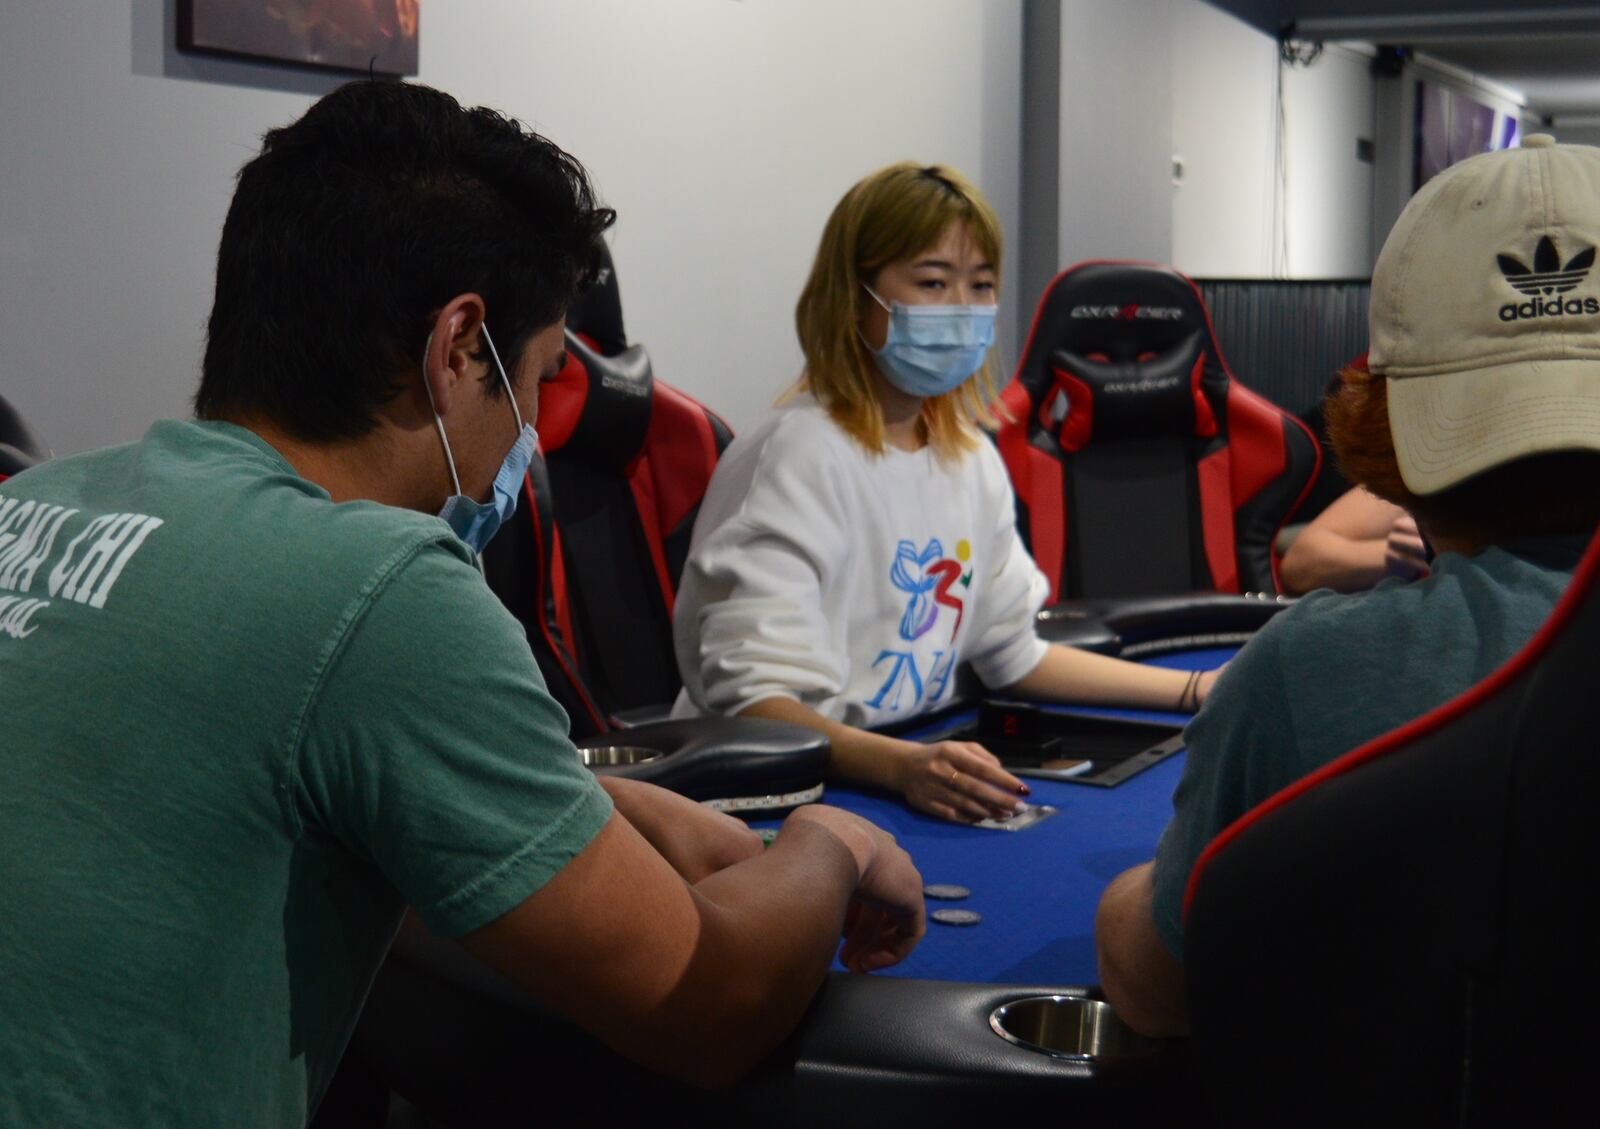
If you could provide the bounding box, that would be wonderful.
[1184,527,1600,1125]
[996,262,1320,600]
[0,393,46,480]
[482,250,733,735]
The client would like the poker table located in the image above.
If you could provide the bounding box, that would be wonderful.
[345,596,1281,1128]
[795,646,1233,987]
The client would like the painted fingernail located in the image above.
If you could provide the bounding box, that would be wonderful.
[1018,783,1031,795]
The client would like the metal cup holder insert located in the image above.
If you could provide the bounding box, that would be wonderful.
[989,995,1160,1063]
[579,745,664,767]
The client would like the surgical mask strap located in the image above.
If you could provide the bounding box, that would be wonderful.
[421,323,525,498]
[862,282,891,313]
[420,330,465,499]
[478,323,526,431]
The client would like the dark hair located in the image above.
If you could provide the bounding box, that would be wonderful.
[1324,364,1600,547]
[196,80,615,442]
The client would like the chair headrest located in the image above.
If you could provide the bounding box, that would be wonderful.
[1017,261,1220,400]
[537,330,654,466]
[0,394,46,465]
[0,443,33,478]
[566,241,627,357]
[1048,333,1215,447]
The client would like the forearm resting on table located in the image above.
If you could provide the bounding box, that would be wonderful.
[741,694,916,792]
[1008,643,1201,711]
[596,773,762,882]
[1280,488,1420,595]
[1279,527,1388,595]
[658,815,867,1081]
[1094,861,1190,1038]
[461,809,864,1089]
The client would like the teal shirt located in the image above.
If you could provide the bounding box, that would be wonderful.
[1151,538,1586,958]
[0,421,612,1127]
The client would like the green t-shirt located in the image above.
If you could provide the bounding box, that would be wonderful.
[0,420,613,1127]
[1150,537,1586,959]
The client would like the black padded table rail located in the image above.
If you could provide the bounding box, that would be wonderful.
[331,595,1291,1128]
[575,715,828,813]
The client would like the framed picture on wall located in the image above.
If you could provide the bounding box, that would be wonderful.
[1414,80,1520,190]
[178,1,420,76]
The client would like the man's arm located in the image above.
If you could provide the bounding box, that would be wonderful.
[1280,488,1427,595]
[458,802,924,1090]
[596,775,763,882]
[1094,861,1190,1038]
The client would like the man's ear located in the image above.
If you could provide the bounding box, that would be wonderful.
[422,293,487,418]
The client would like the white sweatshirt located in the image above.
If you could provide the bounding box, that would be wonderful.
[672,395,1049,729]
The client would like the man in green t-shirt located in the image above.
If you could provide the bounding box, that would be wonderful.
[0,81,924,1127]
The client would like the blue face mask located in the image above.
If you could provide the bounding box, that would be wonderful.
[862,284,997,399]
[421,323,538,557]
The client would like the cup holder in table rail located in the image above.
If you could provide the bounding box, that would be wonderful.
[578,745,663,767]
[989,995,1162,1064]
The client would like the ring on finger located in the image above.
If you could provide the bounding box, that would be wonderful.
[948,769,960,787]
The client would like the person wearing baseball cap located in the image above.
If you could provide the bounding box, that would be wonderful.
[1095,135,1600,1038]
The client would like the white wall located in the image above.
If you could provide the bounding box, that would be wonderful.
[1169,0,1277,276]
[1169,5,1376,279]
[0,0,1022,457]
[1280,44,1375,278]
[1026,0,1378,289]
[1054,0,1173,268]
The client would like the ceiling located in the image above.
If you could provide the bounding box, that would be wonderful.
[1205,1,1600,122]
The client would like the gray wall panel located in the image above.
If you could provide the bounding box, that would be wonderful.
[1197,279,1372,415]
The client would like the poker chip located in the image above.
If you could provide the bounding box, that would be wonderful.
[923,883,971,901]
[931,908,982,926]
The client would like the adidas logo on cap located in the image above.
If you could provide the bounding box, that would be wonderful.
[1497,234,1600,322]
[1370,135,1600,495]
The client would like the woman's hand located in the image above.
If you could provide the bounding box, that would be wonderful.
[893,739,1028,824]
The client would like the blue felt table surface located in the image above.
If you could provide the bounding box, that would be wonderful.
[764,646,1236,986]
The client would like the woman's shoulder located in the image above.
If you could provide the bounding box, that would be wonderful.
[770,394,860,449]
[726,395,863,474]
[949,428,1014,499]
[698,396,860,528]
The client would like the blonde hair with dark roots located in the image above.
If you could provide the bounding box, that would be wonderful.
[792,162,1005,461]
[1325,364,1600,547]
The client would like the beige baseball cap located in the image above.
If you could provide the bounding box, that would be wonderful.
[1370,134,1600,495]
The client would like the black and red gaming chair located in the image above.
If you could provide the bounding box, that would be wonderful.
[483,334,731,735]
[0,393,46,481]
[996,262,1320,600]
[482,252,732,736]
[1184,527,1600,1125]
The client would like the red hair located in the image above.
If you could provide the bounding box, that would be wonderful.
[1325,363,1600,548]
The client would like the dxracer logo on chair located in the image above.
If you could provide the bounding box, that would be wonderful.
[1497,235,1599,321]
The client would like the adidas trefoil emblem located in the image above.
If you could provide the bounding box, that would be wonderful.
[1497,235,1599,322]
[1498,235,1593,295]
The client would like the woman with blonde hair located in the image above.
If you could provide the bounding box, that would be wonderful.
[672,163,1220,823]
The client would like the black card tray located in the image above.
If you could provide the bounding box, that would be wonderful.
[908,699,1184,788]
